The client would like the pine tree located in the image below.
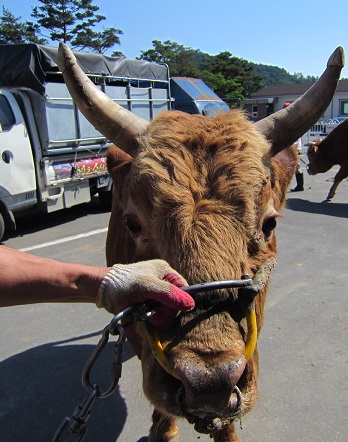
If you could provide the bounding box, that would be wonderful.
[71,26,123,54]
[31,0,122,53]
[0,7,46,44]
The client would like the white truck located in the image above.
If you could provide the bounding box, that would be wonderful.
[0,44,171,241]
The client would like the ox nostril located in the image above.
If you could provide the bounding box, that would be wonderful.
[173,354,247,409]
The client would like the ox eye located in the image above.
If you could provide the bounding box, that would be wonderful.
[125,218,142,235]
[262,217,277,238]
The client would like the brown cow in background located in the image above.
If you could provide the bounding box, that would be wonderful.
[307,119,348,199]
[58,44,343,442]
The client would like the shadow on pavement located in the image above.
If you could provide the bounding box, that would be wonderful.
[0,331,136,442]
[286,197,348,218]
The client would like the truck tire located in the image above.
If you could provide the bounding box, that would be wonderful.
[0,212,5,243]
[98,190,113,210]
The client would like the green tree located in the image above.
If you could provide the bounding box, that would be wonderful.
[252,63,318,86]
[205,51,263,97]
[139,40,200,77]
[200,70,244,102]
[71,26,123,54]
[292,72,318,83]
[139,40,263,100]
[31,0,122,53]
[0,7,46,44]
[138,39,320,98]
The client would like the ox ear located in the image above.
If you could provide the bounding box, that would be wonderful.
[270,146,298,210]
[256,46,345,156]
[107,144,133,180]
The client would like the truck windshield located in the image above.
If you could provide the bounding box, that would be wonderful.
[198,101,230,117]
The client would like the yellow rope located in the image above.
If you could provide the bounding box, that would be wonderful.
[146,325,181,380]
[146,303,258,379]
[244,304,257,361]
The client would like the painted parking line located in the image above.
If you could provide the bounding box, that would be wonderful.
[19,227,108,252]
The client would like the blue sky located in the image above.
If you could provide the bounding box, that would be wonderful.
[1,0,348,78]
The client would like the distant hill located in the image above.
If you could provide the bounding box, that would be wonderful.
[251,63,318,87]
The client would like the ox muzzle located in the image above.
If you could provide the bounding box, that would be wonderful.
[306,162,316,175]
[145,257,277,381]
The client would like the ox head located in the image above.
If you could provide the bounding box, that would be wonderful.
[58,44,344,436]
[306,139,328,174]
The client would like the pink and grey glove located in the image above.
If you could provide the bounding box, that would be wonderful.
[97,259,195,327]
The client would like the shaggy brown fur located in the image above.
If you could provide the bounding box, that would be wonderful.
[106,109,298,441]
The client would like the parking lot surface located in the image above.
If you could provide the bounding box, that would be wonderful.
[0,164,347,441]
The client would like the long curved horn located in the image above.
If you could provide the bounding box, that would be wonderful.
[57,42,149,155]
[255,47,345,156]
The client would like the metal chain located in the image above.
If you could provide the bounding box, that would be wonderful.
[81,323,125,398]
[52,301,163,442]
[52,319,127,441]
[53,387,98,442]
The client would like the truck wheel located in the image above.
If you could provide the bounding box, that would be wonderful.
[98,190,113,210]
[0,212,5,242]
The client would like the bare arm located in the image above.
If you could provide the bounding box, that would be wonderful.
[0,246,108,307]
[0,246,194,323]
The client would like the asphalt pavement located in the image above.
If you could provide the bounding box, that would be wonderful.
[0,161,347,442]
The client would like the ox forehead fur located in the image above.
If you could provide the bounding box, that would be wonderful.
[107,110,296,280]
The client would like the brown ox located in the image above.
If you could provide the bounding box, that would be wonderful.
[57,44,344,442]
[307,119,348,199]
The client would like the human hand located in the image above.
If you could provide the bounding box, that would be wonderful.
[97,260,195,327]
